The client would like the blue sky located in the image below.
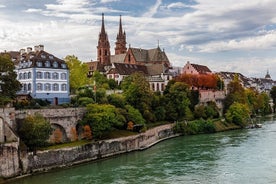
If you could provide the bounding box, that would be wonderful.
[1,0,276,79]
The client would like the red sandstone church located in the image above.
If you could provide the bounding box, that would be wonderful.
[87,14,172,92]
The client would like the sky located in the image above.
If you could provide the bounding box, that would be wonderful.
[0,0,276,79]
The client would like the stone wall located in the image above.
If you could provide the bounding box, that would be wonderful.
[0,142,20,178]
[15,108,86,140]
[21,124,177,174]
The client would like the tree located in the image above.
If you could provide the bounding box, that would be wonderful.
[18,113,52,150]
[83,125,92,140]
[82,104,126,138]
[122,72,154,122]
[223,75,247,113]
[70,127,78,141]
[0,54,21,105]
[270,86,276,113]
[125,105,145,125]
[52,128,63,144]
[65,55,90,93]
[225,102,250,127]
[164,82,191,121]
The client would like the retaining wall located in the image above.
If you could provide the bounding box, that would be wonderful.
[21,124,177,174]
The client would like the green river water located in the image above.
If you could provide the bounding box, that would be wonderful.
[8,116,276,184]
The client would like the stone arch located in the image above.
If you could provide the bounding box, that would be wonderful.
[50,123,68,143]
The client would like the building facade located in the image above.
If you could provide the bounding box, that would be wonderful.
[12,45,70,105]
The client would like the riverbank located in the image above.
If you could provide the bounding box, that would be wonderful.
[3,124,177,183]
[2,120,242,183]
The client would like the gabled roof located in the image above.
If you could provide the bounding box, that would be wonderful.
[129,47,170,64]
[110,53,126,63]
[146,64,165,76]
[107,63,148,75]
[191,63,212,74]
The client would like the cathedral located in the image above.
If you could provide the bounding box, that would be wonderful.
[87,13,172,92]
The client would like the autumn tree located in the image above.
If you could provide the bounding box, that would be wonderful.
[176,74,218,89]
[0,54,21,105]
[52,128,63,144]
[70,127,78,141]
[83,125,92,140]
[65,55,90,94]
[223,75,247,113]
[18,113,52,150]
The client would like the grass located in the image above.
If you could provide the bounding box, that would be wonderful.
[101,129,138,139]
[40,139,92,150]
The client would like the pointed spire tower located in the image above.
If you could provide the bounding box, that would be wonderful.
[97,13,111,65]
[115,15,127,55]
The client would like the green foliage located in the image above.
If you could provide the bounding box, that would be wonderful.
[65,55,90,93]
[270,86,276,113]
[82,104,126,138]
[173,119,216,135]
[125,105,145,125]
[78,97,94,106]
[107,94,126,108]
[223,75,247,113]
[164,82,191,121]
[225,102,250,127]
[122,72,154,122]
[0,54,21,105]
[18,114,52,150]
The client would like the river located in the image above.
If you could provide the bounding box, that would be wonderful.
[8,116,276,184]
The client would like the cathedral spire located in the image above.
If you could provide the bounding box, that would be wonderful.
[115,15,127,55]
[97,13,111,65]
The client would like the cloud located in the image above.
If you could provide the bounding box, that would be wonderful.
[143,0,162,17]
[0,5,5,8]
[25,9,43,13]
[100,0,120,3]
[167,2,190,9]
[198,30,276,53]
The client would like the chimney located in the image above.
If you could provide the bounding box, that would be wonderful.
[20,49,26,55]
[34,45,44,52]
[27,47,32,53]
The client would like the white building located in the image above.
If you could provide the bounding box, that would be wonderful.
[12,45,70,105]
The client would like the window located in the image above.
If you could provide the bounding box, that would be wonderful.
[37,83,42,91]
[61,64,67,68]
[45,83,51,91]
[49,55,54,59]
[28,72,31,79]
[61,84,67,91]
[53,83,59,91]
[19,73,23,79]
[23,84,27,91]
[36,62,42,67]
[61,73,66,80]
[53,61,58,68]
[45,61,50,67]
[23,72,27,79]
[37,72,42,79]
[45,72,51,79]
[41,54,46,59]
[28,83,31,91]
[52,72,59,79]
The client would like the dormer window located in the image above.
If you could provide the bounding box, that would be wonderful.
[49,55,54,59]
[53,61,58,68]
[61,64,66,68]
[37,62,42,67]
[41,54,46,59]
[45,61,50,67]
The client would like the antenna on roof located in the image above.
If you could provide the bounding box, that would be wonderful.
[157,40,160,48]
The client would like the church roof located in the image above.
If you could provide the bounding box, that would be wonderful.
[107,63,148,75]
[129,47,170,64]
[110,53,126,63]
[191,63,212,74]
